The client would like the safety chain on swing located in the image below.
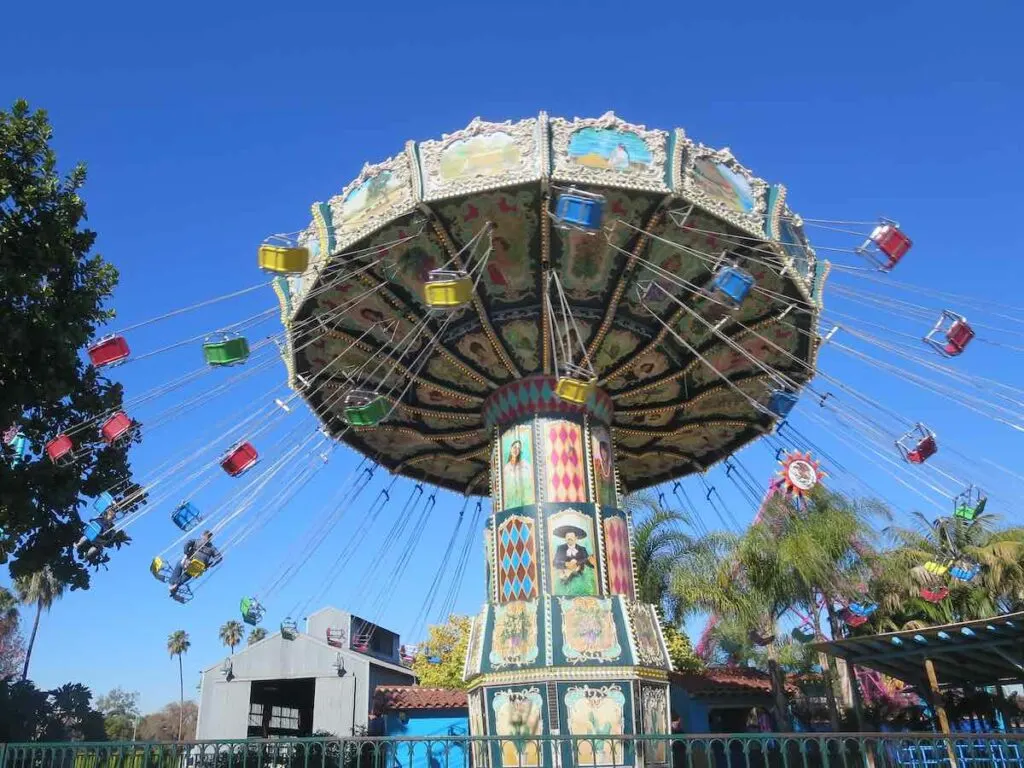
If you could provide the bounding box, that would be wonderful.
[545,270,597,405]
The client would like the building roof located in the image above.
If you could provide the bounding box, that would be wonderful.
[670,666,794,697]
[374,686,468,711]
[810,611,1024,689]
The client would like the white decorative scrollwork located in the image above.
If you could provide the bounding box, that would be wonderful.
[327,152,416,252]
[550,112,669,193]
[679,141,768,236]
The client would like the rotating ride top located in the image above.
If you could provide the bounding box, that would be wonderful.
[273,113,827,766]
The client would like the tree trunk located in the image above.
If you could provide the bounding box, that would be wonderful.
[765,644,793,731]
[21,600,42,681]
[813,607,842,731]
[177,653,184,741]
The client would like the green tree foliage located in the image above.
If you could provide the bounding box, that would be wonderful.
[96,686,140,740]
[0,100,144,586]
[137,700,198,741]
[869,511,1024,631]
[219,620,245,655]
[411,614,471,690]
[248,626,268,645]
[167,630,191,741]
[0,677,106,742]
[14,565,65,680]
[660,624,703,673]
[0,585,25,677]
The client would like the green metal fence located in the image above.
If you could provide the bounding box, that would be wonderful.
[1,734,1022,768]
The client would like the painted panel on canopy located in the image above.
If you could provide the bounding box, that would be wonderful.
[439,433,487,452]
[613,407,676,429]
[403,411,480,432]
[603,349,670,392]
[612,378,682,408]
[556,189,651,302]
[424,355,491,393]
[404,455,486,487]
[414,383,478,409]
[355,429,431,461]
[623,221,711,317]
[685,377,771,420]
[440,131,523,182]
[568,127,655,173]
[314,338,406,391]
[690,158,756,214]
[615,450,681,479]
[732,261,781,323]
[665,422,749,461]
[498,318,541,373]
[367,222,447,307]
[552,318,596,373]
[779,215,814,280]
[329,165,412,243]
[687,324,795,389]
[315,283,424,352]
[438,189,539,304]
[455,332,513,381]
[593,328,642,379]
[547,506,599,597]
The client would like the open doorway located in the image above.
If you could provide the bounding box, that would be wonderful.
[247,678,316,737]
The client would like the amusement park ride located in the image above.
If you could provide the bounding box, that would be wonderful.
[6,112,1015,764]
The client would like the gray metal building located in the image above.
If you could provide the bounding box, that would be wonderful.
[196,607,415,739]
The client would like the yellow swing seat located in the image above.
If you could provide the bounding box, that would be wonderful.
[555,365,597,405]
[424,270,473,308]
[923,559,952,576]
[258,244,310,274]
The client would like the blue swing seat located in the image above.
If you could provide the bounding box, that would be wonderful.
[710,266,755,306]
[768,390,798,419]
[849,602,878,617]
[171,501,203,532]
[554,192,604,231]
[93,492,115,516]
[83,520,104,542]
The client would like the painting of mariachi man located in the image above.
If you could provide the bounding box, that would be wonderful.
[548,509,598,596]
[500,424,535,510]
[590,425,616,507]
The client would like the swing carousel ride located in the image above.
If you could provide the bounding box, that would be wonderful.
[7,112,1024,763]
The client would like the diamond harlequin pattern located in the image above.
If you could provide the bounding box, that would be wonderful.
[545,420,585,503]
[482,375,613,429]
[496,517,538,602]
[604,516,634,598]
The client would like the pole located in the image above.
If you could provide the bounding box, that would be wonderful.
[923,658,958,768]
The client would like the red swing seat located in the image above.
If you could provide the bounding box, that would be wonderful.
[859,221,912,271]
[100,412,134,444]
[88,335,131,368]
[221,441,258,477]
[46,434,75,464]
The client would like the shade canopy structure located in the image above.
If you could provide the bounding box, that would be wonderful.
[277,112,824,494]
[810,612,1024,689]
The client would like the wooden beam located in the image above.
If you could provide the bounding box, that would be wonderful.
[924,658,958,768]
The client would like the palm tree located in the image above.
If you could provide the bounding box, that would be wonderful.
[872,511,1024,630]
[248,627,268,646]
[219,620,245,654]
[628,492,697,623]
[14,567,65,680]
[167,630,191,741]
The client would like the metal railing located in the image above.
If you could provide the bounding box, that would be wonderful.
[1,733,1022,768]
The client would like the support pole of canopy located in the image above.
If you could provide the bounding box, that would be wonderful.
[924,657,959,768]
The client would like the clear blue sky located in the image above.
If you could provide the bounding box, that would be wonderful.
[4,0,1023,714]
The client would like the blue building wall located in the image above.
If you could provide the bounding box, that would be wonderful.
[384,710,469,768]
[669,685,711,733]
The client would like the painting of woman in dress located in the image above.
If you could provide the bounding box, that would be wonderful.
[591,425,615,507]
[501,424,535,510]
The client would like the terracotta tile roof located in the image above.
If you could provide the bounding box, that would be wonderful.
[670,666,796,696]
[374,686,468,712]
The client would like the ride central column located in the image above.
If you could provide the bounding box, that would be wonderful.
[464,376,673,768]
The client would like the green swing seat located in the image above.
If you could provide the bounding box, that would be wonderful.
[203,336,250,367]
[344,393,389,426]
[954,495,986,521]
